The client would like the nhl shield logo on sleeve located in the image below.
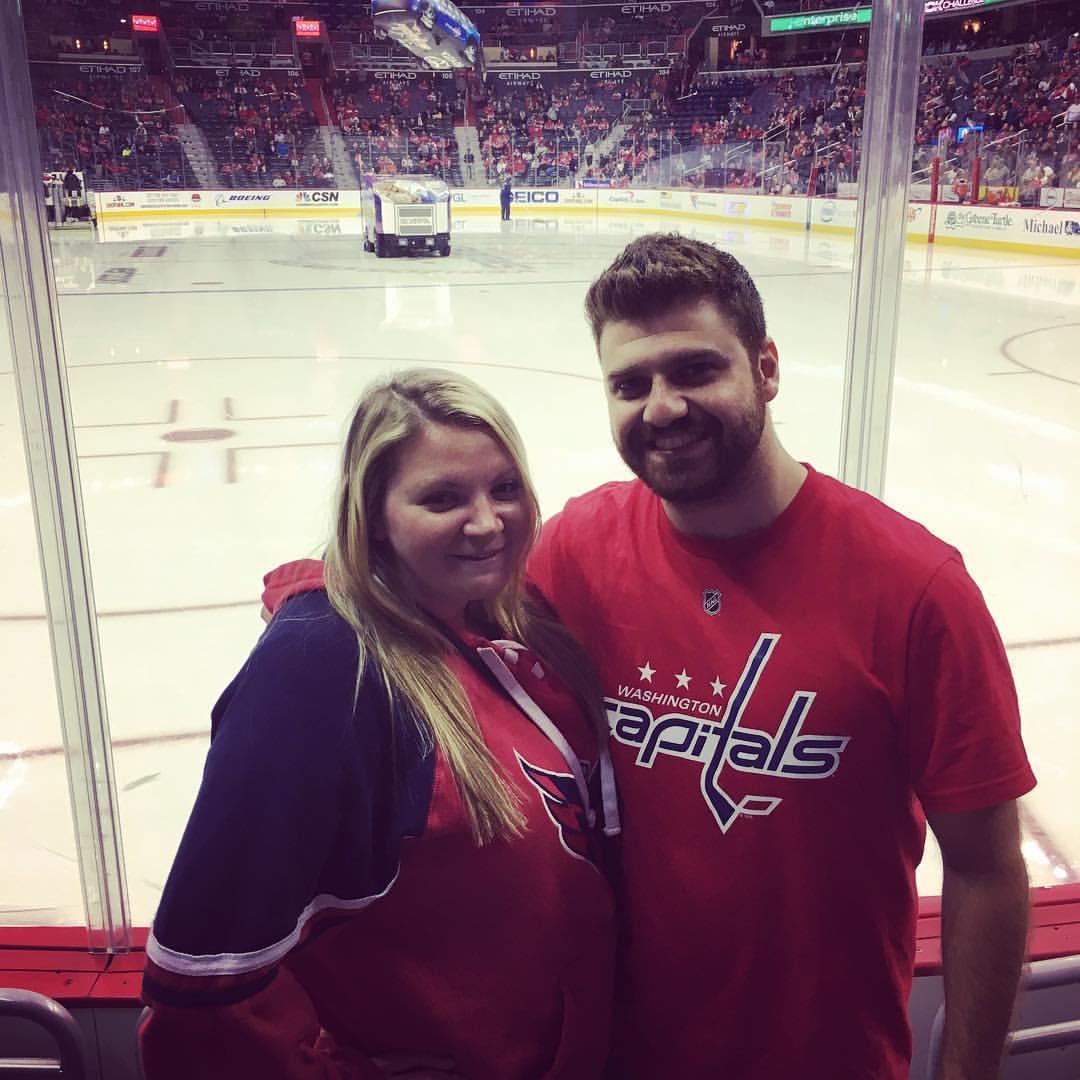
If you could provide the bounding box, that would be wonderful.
[703,589,723,617]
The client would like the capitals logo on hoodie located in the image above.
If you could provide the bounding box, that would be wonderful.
[516,752,598,867]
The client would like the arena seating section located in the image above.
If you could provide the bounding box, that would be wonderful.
[328,73,457,183]
[24,0,1080,198]
[477,75,662,185]
[179,70,323,189]
[33,70,187,190]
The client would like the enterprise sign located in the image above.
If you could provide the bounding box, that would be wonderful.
[767,7,870,33]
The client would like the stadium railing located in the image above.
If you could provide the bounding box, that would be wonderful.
[0,988,87,1079]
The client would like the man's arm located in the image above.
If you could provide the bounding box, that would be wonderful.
[927,799,1030,1080]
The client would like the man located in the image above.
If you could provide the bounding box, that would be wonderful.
[62,167,82,198]
[528,234,1033,1079]
[499,176,513,221]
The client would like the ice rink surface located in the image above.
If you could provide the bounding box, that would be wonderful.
[2,208,1077,924]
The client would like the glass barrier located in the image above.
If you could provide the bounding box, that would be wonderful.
[4,0,1077,938]
[889,19,1080,897]
[0,143,84,927]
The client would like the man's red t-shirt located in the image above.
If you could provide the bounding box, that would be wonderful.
[529,467,1035,1079]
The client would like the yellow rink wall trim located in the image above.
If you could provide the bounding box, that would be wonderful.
[929,233,1080,258]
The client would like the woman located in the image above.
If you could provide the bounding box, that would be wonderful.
[140,370,618,1079]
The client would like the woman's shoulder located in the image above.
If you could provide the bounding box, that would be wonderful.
[259,589,358,669]
[216,591,364,735]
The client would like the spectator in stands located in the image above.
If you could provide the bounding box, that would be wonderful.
[140,371,616,1080]
[1019,157,1044,204]
[951,168,970,203]
[984,156,1009,189]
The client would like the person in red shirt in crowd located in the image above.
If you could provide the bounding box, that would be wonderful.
[140,370,616,1079]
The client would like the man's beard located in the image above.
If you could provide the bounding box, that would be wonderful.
[618,389,767,504]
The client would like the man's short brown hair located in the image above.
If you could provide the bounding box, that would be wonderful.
[584,233,767,357]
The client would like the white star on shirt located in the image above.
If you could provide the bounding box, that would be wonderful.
[675,669,692,689]
[710,677,727,697]
[638,661,656,683]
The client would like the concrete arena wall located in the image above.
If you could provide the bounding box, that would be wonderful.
[93,187,1080,257]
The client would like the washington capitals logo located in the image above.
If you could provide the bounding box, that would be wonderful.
[608,632,850,832]
[516,752,596,866]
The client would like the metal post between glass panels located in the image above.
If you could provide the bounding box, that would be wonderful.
[0,4,131,951]
[837,0,925,498]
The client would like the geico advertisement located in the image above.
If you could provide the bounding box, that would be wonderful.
[513,190,561,203]
[451,189,598,209]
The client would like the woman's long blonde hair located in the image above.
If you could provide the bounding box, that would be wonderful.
[325,369,605,844]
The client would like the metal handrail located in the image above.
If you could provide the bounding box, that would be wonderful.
[910,139,965,184]
[927,956,1080,1078]
[813,139,844,159]
[982,127,1029,154]
[721,140,754,174]
[0,988,88,1079]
